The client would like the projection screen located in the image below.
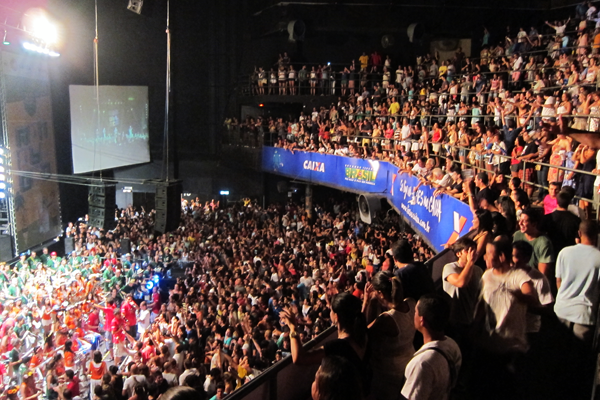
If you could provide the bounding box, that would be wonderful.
[69,85,150,174]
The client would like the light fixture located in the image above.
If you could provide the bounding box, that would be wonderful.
[22,42,60,57]
[2,31,9,45]
[0,183,6,190]
[0,193,5,199]
[30,15,58,44]
[0,174,5,181]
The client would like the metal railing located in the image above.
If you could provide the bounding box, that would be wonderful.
[223,120,600,214]
[224,326,338,400]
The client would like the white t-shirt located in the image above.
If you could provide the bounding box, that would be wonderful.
[123,375,147,397]
[480,268,532,351]
[401,337,462,400]
[520,266,553,332]
[137,309,150,334]
[555,244,600,325]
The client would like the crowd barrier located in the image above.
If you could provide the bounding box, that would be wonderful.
[262,146,474,252]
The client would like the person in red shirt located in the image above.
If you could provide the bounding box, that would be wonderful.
[93,299,116,360]
[141,337,157,364]
[86,308,100,333]
[121,294,138,338]
[111,309,128,365]
[65,369,80,397]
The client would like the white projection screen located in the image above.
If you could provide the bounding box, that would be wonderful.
[69,85,150,174]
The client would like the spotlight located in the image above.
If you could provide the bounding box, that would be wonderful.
[0,148,4,155]
[2,31,9,45]
[0,183,6,190]
[0,193,5,199]
[30,15,58,44]
[0,174,5,181]
[146,280,154,290]
[0,167,4,173]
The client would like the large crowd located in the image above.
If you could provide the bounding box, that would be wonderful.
[229,2,600,219]
[224,4,600,400]
[0,193,441,400]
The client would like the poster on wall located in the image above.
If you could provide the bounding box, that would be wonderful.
[1,51,62,253]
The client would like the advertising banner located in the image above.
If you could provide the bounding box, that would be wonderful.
[263,147,472,252]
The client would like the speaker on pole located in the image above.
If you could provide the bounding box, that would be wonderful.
[154,180,182,233]
[0,235,13,262]
[64,237,75,254]
[88,183,117,230]
[357,195,382,224]
[120,238,131,255]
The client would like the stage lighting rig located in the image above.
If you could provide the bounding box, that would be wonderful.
[22,40,60,57]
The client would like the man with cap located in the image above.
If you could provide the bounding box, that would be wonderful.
[46,252,61,271]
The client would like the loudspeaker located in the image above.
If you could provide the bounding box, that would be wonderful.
[277,181,288,193]
[0,235,13,262]
[64,237,75,254]
[120,238,131,255]
[154,180,182,233]
[127,0,144,14]
[88,184,116,230]
[358,195,382,224]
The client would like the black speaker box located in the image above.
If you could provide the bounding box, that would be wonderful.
[154,180,182,233]
[88,184,116,230]
[0,235,13,262]
[64,237,75,254]
[120,238,131,254]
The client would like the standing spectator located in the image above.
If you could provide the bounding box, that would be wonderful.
[554,220,600,399]
[512,209,555,280]
[392,240,434,301]
[555,220,600,346]
[401,294,462,400]
[442,239,481,343]
[542,191,581,256]
[364,271,416,400]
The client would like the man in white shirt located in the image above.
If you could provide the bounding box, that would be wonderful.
[122,365,148,398]
[555,220,600,345]
[179,359,200,386]
[137,301,151,337]
[554,220,600,399]
[401,294,462,400]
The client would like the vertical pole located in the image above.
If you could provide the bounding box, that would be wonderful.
[163,0,171,181]
[305,184,312,219]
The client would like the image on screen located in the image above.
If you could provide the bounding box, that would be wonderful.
[69,85,150,174]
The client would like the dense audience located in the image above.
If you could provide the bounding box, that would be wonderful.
[226,4,600,400]
[0,194,438,400]
[229,3,600,220]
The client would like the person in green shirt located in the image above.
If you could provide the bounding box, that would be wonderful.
[513,208,555,281]
[7,278,20,298]
[15,254,30,271]
[27,251,40,270]
[109,269,126,290]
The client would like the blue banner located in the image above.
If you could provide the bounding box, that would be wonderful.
[263,147,473,252]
